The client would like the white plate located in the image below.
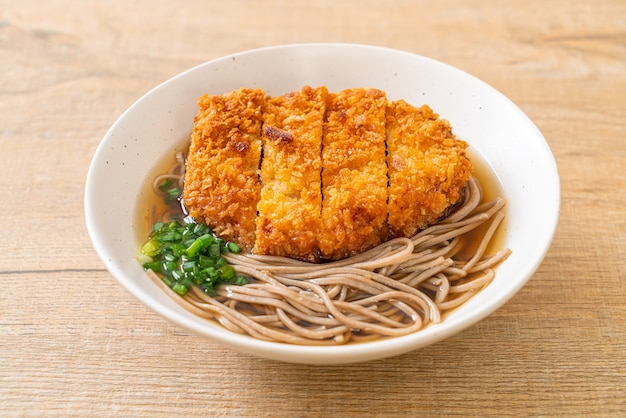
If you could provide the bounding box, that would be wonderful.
[85,44,560,364]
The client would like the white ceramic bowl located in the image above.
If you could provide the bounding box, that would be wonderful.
[85,44,559,364]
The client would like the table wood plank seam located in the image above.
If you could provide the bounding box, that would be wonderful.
[0,268,107,275]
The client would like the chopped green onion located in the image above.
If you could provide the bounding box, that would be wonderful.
[158,178,182,204]
[165,187,181,203]
[234,275,248,285]
[214,257,228,269]
[208,242,221,258]
[218,265,236,280]
[226,241,242,253]
[140,239,160,257]
[172,283,188,296]
[158,178,173,191]
[137,217,249,298]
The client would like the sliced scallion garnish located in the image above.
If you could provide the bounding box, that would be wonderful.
[137,217,248,296]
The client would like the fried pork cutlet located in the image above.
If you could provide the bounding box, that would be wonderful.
[255,86,327,262]
[386,101,472,238]
[319,88,389,260]
[182,86,473,262]
[182,88,264,251]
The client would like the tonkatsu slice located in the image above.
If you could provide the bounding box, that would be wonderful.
[183,88,265,251]
[319,88,389,261]
[255,86,328,262]
[386,101,472,238]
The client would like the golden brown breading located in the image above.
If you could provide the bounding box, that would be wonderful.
[182,86,473,262]
[255,86,327,262]
[319,88,389,260]
[182,88,264,251]
[386,101,472,238]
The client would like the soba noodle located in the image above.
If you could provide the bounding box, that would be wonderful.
[145,152,511,345]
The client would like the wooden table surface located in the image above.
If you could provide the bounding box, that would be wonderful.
[2,1,625,416]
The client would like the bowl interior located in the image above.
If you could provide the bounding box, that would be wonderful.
[85,44,559,364]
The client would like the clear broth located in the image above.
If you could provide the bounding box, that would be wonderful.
[134,137,190,245]
[456,149,508,260]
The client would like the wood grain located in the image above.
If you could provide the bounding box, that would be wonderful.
[1,0,625,416]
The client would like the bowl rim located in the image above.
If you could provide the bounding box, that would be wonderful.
[85,43,560,364]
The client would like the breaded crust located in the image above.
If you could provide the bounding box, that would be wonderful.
[319,88,389,260]
[386,101,472,238]
[182,87,473,262]
[182,88,264,251]
[255,86,327,262]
